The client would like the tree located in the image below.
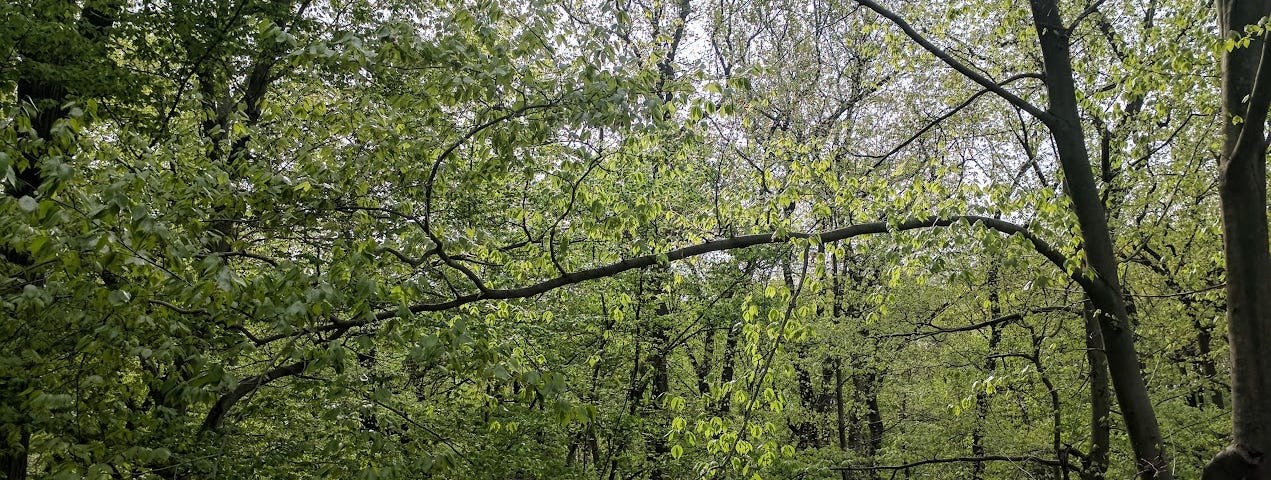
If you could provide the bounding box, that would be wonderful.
[0,0,1246,478]
[1206,0,1271,478]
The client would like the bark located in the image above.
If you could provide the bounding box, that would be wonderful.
[694,327,716,397]
[835,359,850,480]
[792,357,823,448]
[1083,302,1112,480]
[853,0,1171,475]
[646,317,671,480]
[1193,316,1225,410]
[1210,0,1271,477]
[831,253,851,480]
[1026,1,1170,476]
[971,324,1002,480]
[972,268,1003,480]
[861,368,884,461]
[200,360,308,431]
[718,319,739,415]
[0,425,28,480]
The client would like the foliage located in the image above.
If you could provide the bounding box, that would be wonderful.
[0,0,1238,478]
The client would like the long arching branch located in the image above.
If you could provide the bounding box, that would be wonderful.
[204,215,1113,432]
[853,0,1052,122]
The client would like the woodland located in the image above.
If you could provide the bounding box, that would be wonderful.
[3,0,1271,479]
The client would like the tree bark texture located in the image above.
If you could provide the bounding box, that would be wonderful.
[1210,0,1271,478]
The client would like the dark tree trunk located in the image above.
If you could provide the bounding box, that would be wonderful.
[835,358,850,480]
[1026,1,1171,476]
[1208,1,1271,478]
[1083,302,1112,480]
[718,317,739,415]
[972,268,1003,480]
[0,425,28,480]
[1192,317,1224,410]
[971,324,1001,480]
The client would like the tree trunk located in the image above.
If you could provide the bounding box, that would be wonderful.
[1083,302,1112,480]
[972,268,1003,480]
[1027,1,1171,476]
[0,424,28,480]
[1208,1,1271,478]
[971,324,1001,480]
[835,359,850,480]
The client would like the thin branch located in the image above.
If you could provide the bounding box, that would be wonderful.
[832,455,1072,471]
[862,73,1044,169]
[210,250,280,267]
[148,299,203,315]
[853,0,1052,121]
[212,216,1109,426]
[369,398,469,464]
[1129,283,1226,299]
[873,305,1079,339]
[1067,0,1109,31]
[321,215,1097,332]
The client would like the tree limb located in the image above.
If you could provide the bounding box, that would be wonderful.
[831,454,1074,471]
[853,0,1052,121]
[340,215,1102,329]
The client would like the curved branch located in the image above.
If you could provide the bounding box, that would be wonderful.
[861,73,1044,169]
[204,216,1113,434]
[202,327,351,431]
[874,305,1081,340]
[352,215,1103,324]
[200,360,308,431]
[853,0,1051,121]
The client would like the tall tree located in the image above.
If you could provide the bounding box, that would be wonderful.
[853,0,1172,476]
[1206,0,1271,478]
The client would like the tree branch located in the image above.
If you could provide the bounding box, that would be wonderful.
[832,454,1073,471]
[853,0,1052,121]
[211,216,1109,429]
[200,360,308,431]
[337,215,1101,328]
[874,305,1080,339]
[861,73,1044,169]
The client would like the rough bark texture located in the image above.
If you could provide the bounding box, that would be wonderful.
[1210,0,1271,478]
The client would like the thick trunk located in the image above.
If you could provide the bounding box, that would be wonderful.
[1209,1,1271,478]
[1027,1,1170,477]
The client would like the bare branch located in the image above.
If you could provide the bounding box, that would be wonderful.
[873,305,1080,340]
[322,215,1101,331]
[853,0,1052,121]
[860,73,1044,169]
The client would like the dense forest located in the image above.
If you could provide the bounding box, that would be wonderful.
[3,0,1270,478]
